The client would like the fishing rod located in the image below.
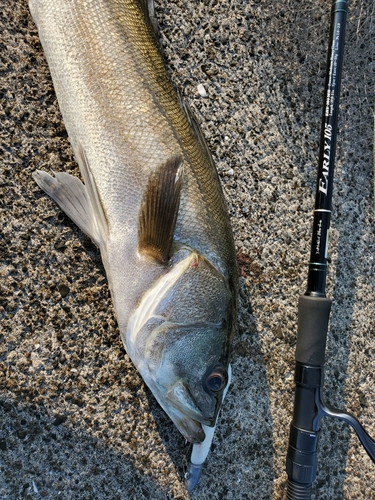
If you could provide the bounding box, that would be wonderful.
[286,1,375,498]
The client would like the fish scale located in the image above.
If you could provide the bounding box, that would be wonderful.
[29,0,238,487]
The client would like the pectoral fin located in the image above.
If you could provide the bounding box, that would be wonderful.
[138,156,183,263]
[33,144,108,247]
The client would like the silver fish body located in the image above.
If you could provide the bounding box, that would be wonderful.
[29,0,237,444]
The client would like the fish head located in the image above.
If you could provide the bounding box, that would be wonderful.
[157,323,231,443]
[127,249,236,443]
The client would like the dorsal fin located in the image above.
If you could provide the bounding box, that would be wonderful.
[138,156,183,263]
[177,89,216,172]
[138,0,158,36]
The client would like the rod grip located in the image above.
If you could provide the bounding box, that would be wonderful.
[296,295,332,365]
[286,478,313,500]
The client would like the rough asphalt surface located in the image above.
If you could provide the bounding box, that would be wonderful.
[1,0,374,498]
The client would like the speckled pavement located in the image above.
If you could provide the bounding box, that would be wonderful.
[1,1,374,499]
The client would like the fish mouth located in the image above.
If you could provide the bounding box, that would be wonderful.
[165,379,214,443]
[175,414,206,444]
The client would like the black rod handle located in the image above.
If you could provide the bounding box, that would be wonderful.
[296,295,332,366]
[286,295,331,496]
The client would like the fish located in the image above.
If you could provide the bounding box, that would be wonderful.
[29,0,237,460]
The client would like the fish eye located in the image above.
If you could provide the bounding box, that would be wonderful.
[203,365,228,393]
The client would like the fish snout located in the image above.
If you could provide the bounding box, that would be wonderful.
[164,379,218,442]
[179,417,206,444]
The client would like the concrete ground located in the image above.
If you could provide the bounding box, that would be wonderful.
[1,0,374,498]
